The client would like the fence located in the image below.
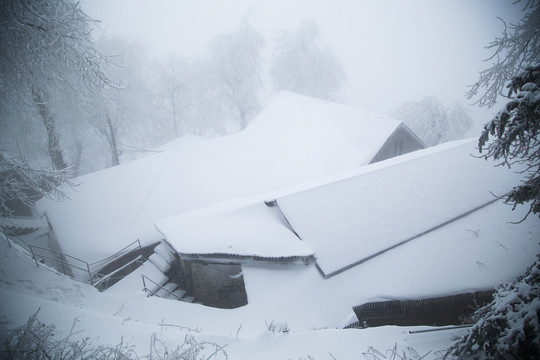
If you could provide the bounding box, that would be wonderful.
[1,225,143,288]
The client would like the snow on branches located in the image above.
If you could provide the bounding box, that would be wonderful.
[446,255,540,358]
[467,0,540,108]
[478,64,540,219]
[0,154,73,217]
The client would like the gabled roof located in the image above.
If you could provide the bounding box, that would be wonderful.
[249,91,405,165]
[158,139,534,275]
[37,92,403,263]
[276,139,527,277]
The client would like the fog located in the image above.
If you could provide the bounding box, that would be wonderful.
[81,0,524,133]
[1,0,528,174]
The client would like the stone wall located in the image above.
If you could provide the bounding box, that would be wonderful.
[187,261,248,309]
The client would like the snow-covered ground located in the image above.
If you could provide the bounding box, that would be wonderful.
[1,235,470,359]
[2,194,539,359]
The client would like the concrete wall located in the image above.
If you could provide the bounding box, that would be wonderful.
[187,261,248,309]
[370,124,426,164]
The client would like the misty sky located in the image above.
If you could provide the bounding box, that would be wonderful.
[81,0,525,135]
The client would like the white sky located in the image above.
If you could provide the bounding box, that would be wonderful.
[80,0,525,135]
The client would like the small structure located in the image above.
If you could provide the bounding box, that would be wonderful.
[156,200,315,308]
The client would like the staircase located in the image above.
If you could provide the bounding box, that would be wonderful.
[147,241,196,302]
[2,217,197,303]
[106,240,197,303]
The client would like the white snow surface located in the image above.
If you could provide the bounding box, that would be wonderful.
[155,139,533,276]
[277,139,529,276]
[36,92,401,263]
[156,199,314,258]
[18,92,540,357]
[1,198,538,358]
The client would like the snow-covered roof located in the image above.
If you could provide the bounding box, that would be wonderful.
[156,199,314,260]
[159,139,533,277]
[248,91,402,165]
[37,92,401,263]
[277,139,528,277]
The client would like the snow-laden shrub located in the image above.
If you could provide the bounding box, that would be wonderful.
[0,310,136,359]
[446,255,540,359]
[0,310,227,360]
[265,320,290,334]
[362,343,435,359]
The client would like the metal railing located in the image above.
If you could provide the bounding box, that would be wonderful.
[141,274,184,301]
[1,225,143,287]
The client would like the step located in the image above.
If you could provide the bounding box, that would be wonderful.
[154,282,178,298]
[154,243,176,263]
[158,240,176,255]
[106,260,168,294]
[182,296,195,303]
[148,253,171,273]
[169,288,186,300]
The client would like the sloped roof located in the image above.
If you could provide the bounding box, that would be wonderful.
[159,139,534,275]
[156,199,314,260]
[37,92,401,263]
[249,92,403,165]
[276,139,528,277]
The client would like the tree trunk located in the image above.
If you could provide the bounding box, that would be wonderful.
[170,88,180,137]
[72,140,83,177]
[105,111,121,166]
[32,87,68,170]
[239,107,247,129]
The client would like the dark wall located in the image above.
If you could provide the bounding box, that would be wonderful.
[187,261,248,309]
[350,290,495,328]
[370,125,426,164]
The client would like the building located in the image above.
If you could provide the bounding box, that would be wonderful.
[155,139,537,309]
[36,92,424,267]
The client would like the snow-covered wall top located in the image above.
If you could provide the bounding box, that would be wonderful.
[36,92,400,263]
[277,139,528,276]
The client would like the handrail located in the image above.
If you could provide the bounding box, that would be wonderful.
[0,224,144,288]
[141,274,184,301]
[93,255,143,288]
[89,239,142,268]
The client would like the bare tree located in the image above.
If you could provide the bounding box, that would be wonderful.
[270,20,347,101]
[93,36,157,166]
[207,23,265,129]
[0,0,112,169]
[155,56,198,137]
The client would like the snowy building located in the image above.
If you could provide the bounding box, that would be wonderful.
[155,139,539,309]
[36,92,424,266]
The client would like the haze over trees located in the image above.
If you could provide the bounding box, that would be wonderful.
[270,20,347,101]
[207,23,265,129]
[392,97,473,146]
[94,36,158,167]
[1,0,350,182]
